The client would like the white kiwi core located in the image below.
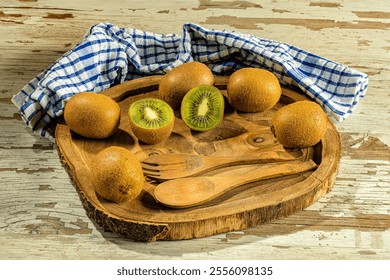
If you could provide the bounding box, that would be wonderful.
[144,107,158,120]
[197,98,209,117]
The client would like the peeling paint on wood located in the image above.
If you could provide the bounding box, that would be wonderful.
[272,9,290,14]
[204,15,390,31]
[0,19,24,24]
[310,2,342,8]
[0,167,56,174]
[0,12,24,17]
[341,133,390,161]
[1,0,389,260]
[194,0,262,10]
[25,215,92,235]
[35,202,57,208]
[358,39,372,46]
[43,13,74,19]
[39,185,53,191]
[353,11,390,19]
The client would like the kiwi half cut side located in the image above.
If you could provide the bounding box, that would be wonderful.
[180,85,225,131]
[128,98,175,144]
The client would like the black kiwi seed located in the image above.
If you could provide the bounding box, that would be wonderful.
[139,103,166,127]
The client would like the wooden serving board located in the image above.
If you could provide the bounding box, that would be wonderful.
[55,75,341,241]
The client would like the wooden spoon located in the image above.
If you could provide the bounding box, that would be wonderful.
[153,159,317,208]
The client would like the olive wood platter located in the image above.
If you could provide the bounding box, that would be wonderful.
[55,75,341,241]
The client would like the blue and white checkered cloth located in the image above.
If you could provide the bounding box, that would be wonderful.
[12,22,368,141]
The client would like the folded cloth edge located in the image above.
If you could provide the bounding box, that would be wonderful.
[11,22,369,142]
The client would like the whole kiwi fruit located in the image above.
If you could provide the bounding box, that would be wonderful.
[64,92,120,139]
[91,146,144,203]
[227,68,282,112]
[272,100,328,148]
[181,85,224,131]
[159,61,215,109]
[128,98,175,144]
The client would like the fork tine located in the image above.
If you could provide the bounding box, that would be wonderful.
[141,163,160,171]
[142,169,161,177]
[141,154,189,172]
[141,160,159,167]
[144,171,184,181]
[142,162,188,171]
[143,169,178,181]
[142,154,187,165]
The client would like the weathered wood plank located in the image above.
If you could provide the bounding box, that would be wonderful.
[1,0,389,259]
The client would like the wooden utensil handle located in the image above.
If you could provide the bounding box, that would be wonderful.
[202,150,301,169]
[214,160,318,194]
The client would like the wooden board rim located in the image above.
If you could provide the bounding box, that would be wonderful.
[55,75,341,241]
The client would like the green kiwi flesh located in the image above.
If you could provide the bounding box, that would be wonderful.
[128,98,174,144]
[181,85,224,131]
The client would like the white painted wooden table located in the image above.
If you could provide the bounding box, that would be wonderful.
[1,0,389,259]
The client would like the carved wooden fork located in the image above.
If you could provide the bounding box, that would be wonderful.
[142,148,308,180]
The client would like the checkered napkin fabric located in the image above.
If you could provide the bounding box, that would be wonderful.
[12,22,368,141]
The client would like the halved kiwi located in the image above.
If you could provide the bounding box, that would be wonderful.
[180,85,224,131]
[128,98,175,144]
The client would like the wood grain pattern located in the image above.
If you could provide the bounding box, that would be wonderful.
[1,0,389,258]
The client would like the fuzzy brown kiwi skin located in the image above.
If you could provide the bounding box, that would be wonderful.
[159,61,215,109]
[130,117,174,145]
[272,100,328,148]
[227,68,282,113]
[91,146,144,203]
[64,92,120,139]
